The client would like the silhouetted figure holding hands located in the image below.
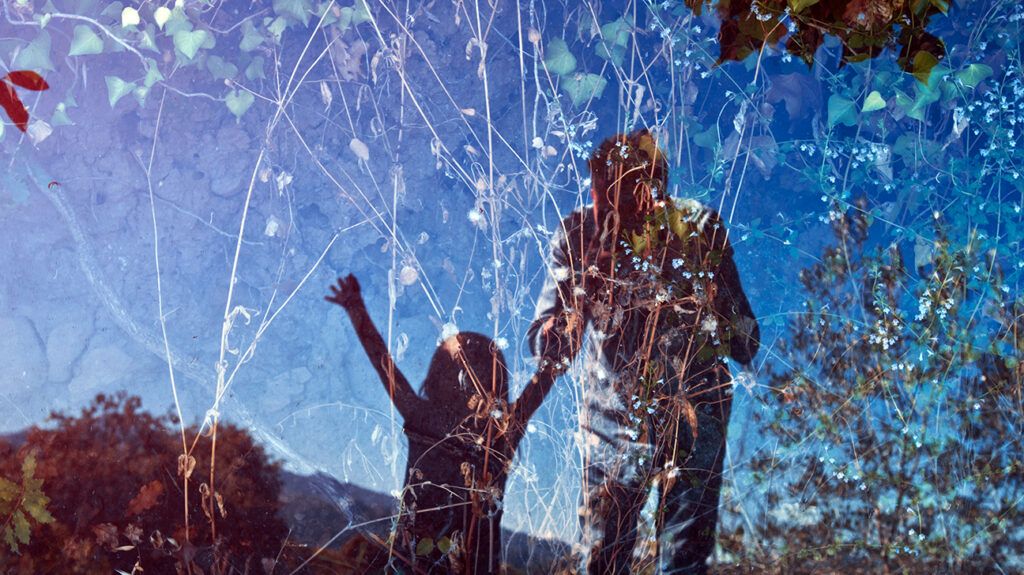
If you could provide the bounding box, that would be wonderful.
[327,274,557,574]
[529,129,759,574]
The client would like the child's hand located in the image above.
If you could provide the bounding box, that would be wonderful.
[325,274,362,310]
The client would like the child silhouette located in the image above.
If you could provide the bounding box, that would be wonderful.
[326,274,558,574]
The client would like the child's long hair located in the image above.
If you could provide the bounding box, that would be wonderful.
[421,332,509,414]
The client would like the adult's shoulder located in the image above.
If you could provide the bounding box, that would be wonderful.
[551,205,596,237]
[668,197,720,228]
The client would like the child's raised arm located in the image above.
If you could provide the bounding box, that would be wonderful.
[507,363,560,448]
[326,275,423,420]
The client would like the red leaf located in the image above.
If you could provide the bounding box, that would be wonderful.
[3,70,49,91]
[0,81,30,132]
[126,480,165,516]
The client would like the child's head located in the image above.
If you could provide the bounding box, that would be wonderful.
[422,332,509,410]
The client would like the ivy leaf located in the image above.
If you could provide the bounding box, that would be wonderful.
[121,6,141,27]
[143,62,164,88]
[273,0,311,26]
[600,17,631,47]
[956,63,992,89]
[416,537,435,556]
[267,17,288,43]
[51,102,73,126]
[240,20,264,51]
[543,39,577,76]
[827,94,858,128]
[154,6,172,29]
[13,32,55,71]
[787,0,820,13]
[69,25,104,56]
[206,55,238,80]
[245,56,267,80]
[861,90,886,113]
[437,536,452,554]
[562,72,607,106]
[173,29,208,60]
[595,41,625,67]
[351,0,372,25]
[911,50,939,85]
[225,89,255,121]
[105,75,136,108]
[138,26,159,53]
[693,124,719,149]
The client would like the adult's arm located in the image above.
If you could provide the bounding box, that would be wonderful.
[702,210,760,365]
[527,212,589,369]
[326,275,424,422]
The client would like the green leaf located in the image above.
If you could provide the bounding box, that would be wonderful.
[827,94,858,128]
[788,0,820,13]
[51,102,74,126]
[911,51,939,85]
[245,56,267,80]
[206,55,238,80]
[861,90,886,113]
[173,29,208,60]
[12,31,55,71]
[4,525,17,554]
[437,536,452,554]
[105,76,136,108]
[894,89,925,122]
[693,125,719,149]
[163,10,193,35]
[600,18,631,47]
[100,1,124,20]
[12,510,29,545]
[416,537,434,556]
[595,41,625,67]
[225,89,255,120]
[0,476,16,500]
[351,0,372,25]
[561,72,607,106]
[22,495,54,525]
[956,63,993,89]
[240,20,264,51]
[267,17,288,43]
[336,6,354,30]
[543,39,576,76]
[273,0,311,26]
[138,25,159,53]
[143,61,164,88]
[133,85,149,107]
[69,24,104,56]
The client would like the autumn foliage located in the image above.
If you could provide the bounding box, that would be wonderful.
[0,71,49,132]
[0,393,288,574]
[685,0,949,76]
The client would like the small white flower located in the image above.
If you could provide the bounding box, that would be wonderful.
[700,316,718,334]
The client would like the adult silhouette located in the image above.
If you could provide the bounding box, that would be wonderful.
[529,129,759,574]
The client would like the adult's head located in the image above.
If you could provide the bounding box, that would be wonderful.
[588,128,668,218]
[422,331,509,410]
